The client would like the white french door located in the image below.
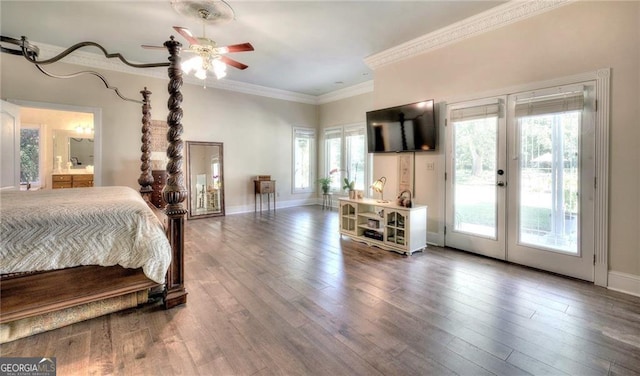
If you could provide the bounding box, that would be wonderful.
[505,84,595,280]
[445,98,507,259]
[445,83,596,281]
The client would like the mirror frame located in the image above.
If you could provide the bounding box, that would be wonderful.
[185,141,225,219]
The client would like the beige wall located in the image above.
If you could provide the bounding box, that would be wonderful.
[318,93,373,129]
[372,1,640,276]
[1,54,318,213]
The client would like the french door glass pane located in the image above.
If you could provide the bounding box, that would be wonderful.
[518,111,580,253]
[453,117,498,238]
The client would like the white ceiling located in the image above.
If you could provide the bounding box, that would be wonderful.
[1,0,505,97]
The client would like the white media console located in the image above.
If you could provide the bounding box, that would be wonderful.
[338,197,427,255]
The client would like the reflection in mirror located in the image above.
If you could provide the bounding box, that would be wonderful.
[69,137,94,167]
[52,130,94,171]
[186,141,225,219]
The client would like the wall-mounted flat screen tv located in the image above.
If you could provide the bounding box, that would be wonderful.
[366,99,436,153]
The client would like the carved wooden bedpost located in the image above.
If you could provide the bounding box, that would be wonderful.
[162,36,188,309]
[138,87,154,200]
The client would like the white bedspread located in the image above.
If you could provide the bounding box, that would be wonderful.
[0,186,171,283]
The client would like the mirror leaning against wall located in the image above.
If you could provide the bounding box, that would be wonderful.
[185,141,225,219]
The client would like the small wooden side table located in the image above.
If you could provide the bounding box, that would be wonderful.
[254,179,276,212]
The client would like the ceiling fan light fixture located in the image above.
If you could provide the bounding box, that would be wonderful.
[181,54,228,80]
[194,68,208,80]
[182,55,202,74]
[212,58,227,79]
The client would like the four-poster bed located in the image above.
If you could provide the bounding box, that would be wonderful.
[0,36,188,342]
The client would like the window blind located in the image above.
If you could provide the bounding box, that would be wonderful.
[450,103,501,122]
[295,128,315,139]
[324,128,342,140]
[515,91,584,117]
[344,126,364,138]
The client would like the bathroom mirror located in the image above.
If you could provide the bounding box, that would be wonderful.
[185,141,225,219]
[52,130,94,170]
[69,137,94,167]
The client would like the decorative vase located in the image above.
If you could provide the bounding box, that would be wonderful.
[349,190,356,199]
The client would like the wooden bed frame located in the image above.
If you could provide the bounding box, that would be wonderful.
[0,37,187,326]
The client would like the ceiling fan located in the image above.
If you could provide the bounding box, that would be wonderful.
[142,1,253,80]
[172,24,253,79]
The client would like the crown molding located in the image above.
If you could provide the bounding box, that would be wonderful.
[34,42,318,104]
[364,0,574,70]
[316,80,373,105]
[207,79,317,104]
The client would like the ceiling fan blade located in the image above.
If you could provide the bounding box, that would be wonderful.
[221,43,254,53]
[141,44,165,50]
[173,26,199,46]
[220,56,248,70]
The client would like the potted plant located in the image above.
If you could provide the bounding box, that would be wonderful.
[317,176,332,194]
[343,177,355,199]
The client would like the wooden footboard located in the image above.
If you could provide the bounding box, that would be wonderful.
[0,200,176,326]
[0,265,157,324]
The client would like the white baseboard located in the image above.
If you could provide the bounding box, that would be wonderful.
[608,271,640,298]
[427,231,444,247]
[226,198,317,215]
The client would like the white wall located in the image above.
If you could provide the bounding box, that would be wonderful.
[372,1,640,277]
[1,54,318,213]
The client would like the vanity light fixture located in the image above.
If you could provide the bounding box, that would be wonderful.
[75,125,94,134]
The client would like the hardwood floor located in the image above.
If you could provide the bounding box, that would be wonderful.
[2,205,639,375]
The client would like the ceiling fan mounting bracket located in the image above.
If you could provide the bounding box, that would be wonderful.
[170,0,235,25]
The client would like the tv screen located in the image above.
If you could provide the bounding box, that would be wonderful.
[366,100,436,153]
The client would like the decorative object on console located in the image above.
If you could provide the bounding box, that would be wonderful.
[343,177,355,199]
[371,176,388,203]
[396,189,413,208]
[330,164,359,199]
[398,153,414,192]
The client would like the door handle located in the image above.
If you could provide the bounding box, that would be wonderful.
[497,181,506,187]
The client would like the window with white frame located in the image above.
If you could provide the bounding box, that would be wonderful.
[20,125,42,188]
[292,127,316,193]
[324,128,342,191]
[324,125,367,193]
